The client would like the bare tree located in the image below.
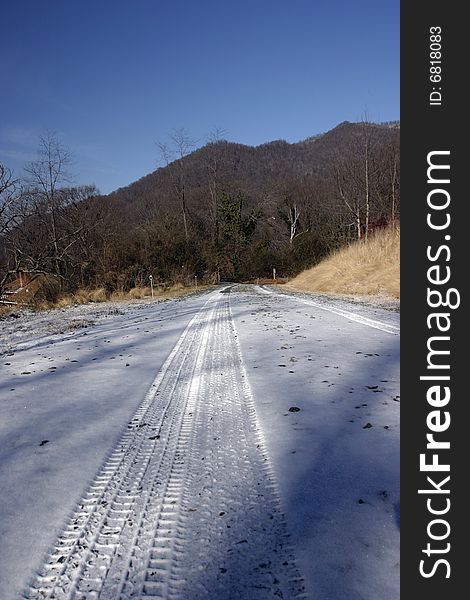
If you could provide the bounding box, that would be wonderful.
[333,159,362,241]
[1,183,99,292]
[332,119,384,241]
[0,163,20,236]
[206,127,227,231]
[267,177,308,248]
[288,203,301,244]
[205,127,227,281]
[24,132,73,283]
[384,134,400,229]
[0,185,49,297]
[1,163,26,297]
[1,134,101,295]
[156,128,197,241]
[359,117,375,241]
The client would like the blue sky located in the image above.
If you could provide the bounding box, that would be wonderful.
[0,0,399,194]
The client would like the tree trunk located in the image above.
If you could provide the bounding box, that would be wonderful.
[364,144,370,242]
[391,155,397,229]
[181,186,188,241]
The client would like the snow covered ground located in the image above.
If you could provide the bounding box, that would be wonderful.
[232,286,400,600]
[0,285,399,599]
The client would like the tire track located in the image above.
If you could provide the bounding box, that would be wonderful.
[26,291,305,599]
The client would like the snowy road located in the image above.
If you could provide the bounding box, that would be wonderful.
[0,286,399,599]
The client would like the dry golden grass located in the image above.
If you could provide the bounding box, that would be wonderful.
[55,296,75,308]
[287,226,400,299]
[55,283,208,308]
[88,287,108,302]
[52,288,108,308]
[159,282,209,299]
[1,282,209,315]
[127,286,152,299]
[70,289,91,304]
[108,290,128,302]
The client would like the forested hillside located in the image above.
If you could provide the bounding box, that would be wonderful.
[1,121,399,298]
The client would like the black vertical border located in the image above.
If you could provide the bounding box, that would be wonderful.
[401,2,465,598]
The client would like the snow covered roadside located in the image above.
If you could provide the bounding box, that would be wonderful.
[0,292,213,599]
[231,286,400,600]
[0,295,205,356]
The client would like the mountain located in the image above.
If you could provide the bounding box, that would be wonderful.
[107,121,399,209]
[1,121,400,298]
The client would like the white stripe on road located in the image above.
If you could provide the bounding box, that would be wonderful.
[257,287,399,335]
